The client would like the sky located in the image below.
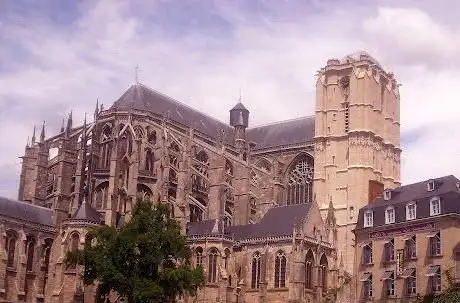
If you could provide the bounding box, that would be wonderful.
[0,0,460,199]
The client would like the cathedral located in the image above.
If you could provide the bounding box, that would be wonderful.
[0,51,401,302]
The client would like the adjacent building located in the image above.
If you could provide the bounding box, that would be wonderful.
[354,175,460,302]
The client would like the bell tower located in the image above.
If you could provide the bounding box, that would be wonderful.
[313,52,401,273]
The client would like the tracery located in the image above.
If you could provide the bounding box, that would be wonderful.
[286,155,314,204]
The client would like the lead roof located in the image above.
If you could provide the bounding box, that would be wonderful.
[356,175,460,229]
[0,196,53,226]
[111,84,315,150]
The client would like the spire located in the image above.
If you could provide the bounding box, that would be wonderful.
[60,117,65,133]
[31,125,36,144]
[94,98,99,119]
[82,113,87,142]
[135,64,140,84]
[66,110,73,134]
[40,121,45,143]
[26,136,30,147]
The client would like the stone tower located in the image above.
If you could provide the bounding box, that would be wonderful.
[313,52,401,273]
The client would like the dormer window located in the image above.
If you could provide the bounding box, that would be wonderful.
[385,206,395,224]
[406,202,417,221]
[427,180,435,192]
[383,189,391,201]
[430,197,441,216]
[364,210,374,227]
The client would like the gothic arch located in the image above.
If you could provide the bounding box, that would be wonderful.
[133,125,144,140]
[93,181,109,210]
[285,153,314,205]
[305,249,315,289]
[255,157,272,173]
[101,123,113,141]
[137,184,153,201]
[144,148,154,172]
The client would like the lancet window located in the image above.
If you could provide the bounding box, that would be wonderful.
[25,235,35,272]
[5,231,17,268]
[94,182,109,210]
[137,184,153,201]
[318,254,328,294]
[251,252,261,289]
[119,130,133,157]
[145,149,154,172]
[274,251,287,288]
[305,250,314,289]
[208,248,219,283]
[99,125,112,169]
[286,154,314,205]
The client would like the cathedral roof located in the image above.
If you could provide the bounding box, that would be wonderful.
[111,84,235,143]
[110,83,316,150]
[70,199,103,224]
[0,197,53,226]
[246,116,315,150]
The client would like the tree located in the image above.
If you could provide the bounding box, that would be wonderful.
[66,199,204,303]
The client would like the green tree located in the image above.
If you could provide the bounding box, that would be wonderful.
[66,199,204,303]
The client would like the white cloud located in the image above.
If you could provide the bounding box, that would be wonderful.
[0,0,460,198]
[362,7,460,68]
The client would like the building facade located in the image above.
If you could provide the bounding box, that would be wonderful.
[354,175,460,302]
[0,51,401,302]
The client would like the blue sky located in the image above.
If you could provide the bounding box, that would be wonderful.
[1,0,460,198]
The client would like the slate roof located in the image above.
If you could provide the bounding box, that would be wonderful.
[0,196,53,226]
[110,84,315,150]
[111,84,235,143]
[247,117,315,150]
[356,175,460,229]
[231,102,249,112]
[186,203,312,240]
[70,200,103,224]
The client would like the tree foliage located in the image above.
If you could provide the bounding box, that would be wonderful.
[418,268,460,303]
[65,199,204,303]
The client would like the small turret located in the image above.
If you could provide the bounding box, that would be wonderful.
[229,101,249,151]
[229,102,249,128]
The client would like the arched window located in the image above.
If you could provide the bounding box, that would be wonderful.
[286,154,314,204]
[274,251,287,288]
[169,142,180,168]
[147,130,156,145]
[145,149,154,172]
[196,247,203,267]
[319,254,328,294]
[137,184,153,201]
[5,231,17,268]
[190,204,203,222]
[208,249,219,283]
[251,252,261,289]
[305,250,314,289]
[94,182,108,210]
[26,236,35,272]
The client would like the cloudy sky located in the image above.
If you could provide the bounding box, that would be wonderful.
[1,0,459,199]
